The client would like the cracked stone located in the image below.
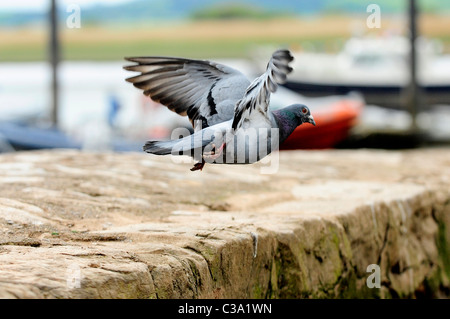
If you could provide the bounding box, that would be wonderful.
[0,149,449,298]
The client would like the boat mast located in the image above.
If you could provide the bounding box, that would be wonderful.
[49,0,60,127]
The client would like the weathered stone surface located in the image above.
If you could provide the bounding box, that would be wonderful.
[0,149,449,298]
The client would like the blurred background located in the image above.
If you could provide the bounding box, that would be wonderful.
[0,0,449,153]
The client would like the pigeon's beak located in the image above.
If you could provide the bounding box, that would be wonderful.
[307,115,316,126]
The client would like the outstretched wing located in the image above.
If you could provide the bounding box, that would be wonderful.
[124,56,250,130]
[231,50,294,130]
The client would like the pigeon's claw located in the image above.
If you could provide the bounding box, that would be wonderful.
[190,160,205,172]
[203,143,226,161]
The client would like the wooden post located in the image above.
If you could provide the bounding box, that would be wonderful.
[407,0,419,132]
[50,0,60,127]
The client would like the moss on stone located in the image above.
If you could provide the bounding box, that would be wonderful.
[436,220,450,280]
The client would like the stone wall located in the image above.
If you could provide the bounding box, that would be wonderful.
[0,149,449,298]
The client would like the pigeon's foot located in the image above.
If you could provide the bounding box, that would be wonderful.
[203,143,226,161]
[190,160,205,171]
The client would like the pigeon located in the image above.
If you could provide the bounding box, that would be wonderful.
[124,49,316,171]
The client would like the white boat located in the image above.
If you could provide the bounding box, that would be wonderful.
[252,35,450,109]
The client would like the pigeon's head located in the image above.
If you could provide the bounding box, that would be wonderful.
[292,104,316,126]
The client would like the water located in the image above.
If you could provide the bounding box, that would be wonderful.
[1,60,449,151]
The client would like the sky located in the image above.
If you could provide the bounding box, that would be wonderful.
[0,0,133,12]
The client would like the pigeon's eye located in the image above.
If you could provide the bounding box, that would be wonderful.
[302,107,308,114]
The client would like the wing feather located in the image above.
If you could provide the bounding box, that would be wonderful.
[231,50,294,130]
[124,56,248,129]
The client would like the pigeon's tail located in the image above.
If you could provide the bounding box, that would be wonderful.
[143,140,174,155]
[143,128,218,156]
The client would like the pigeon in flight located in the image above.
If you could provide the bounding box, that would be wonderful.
[124,49,316,171]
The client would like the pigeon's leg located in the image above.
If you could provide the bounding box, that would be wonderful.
[203,143,226,160]
[190,159,205,171]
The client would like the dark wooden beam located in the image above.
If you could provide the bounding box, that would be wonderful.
[49,0,60,127]
[407,0,419,131]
